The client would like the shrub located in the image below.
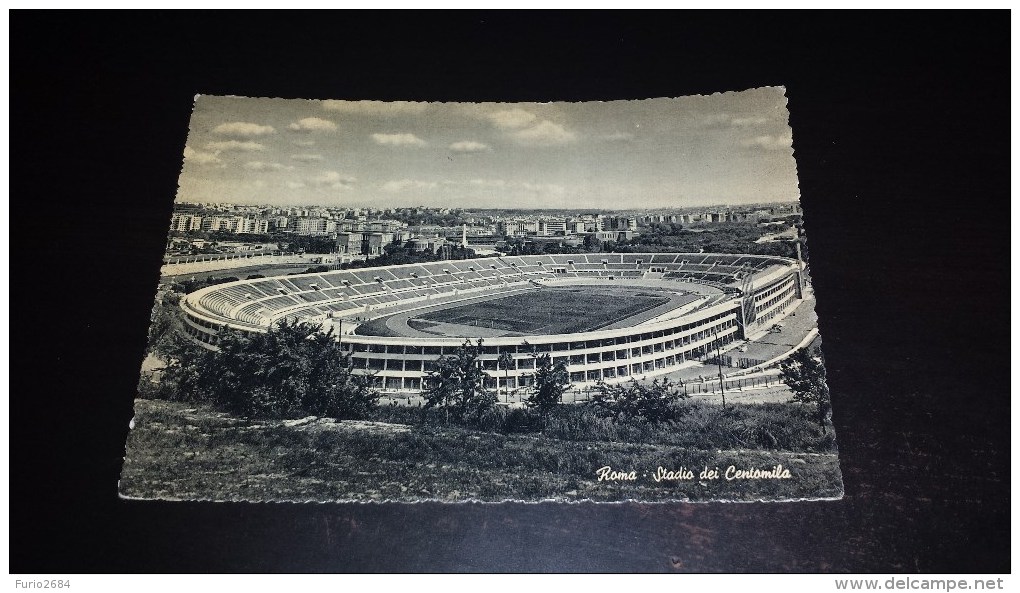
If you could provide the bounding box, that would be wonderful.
[475,405,510,433]
[502,407,543,434]
[543,407,618,441]
[587,378,689,423]
[423,339,497,424]
[535,399,836,452]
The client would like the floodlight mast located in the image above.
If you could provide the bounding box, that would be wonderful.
[713,329,726,410]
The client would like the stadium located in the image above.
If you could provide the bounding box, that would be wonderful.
[179,252,805,392]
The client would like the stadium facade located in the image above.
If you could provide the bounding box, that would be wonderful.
[179,253,804,392]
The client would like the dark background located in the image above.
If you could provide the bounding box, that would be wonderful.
[11,12,1009,573]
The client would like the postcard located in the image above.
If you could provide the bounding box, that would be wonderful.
[120,89,843,502]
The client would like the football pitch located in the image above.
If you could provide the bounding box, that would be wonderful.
[414,288,670,335]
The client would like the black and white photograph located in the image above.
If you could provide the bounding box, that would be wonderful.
[120,89,842,503]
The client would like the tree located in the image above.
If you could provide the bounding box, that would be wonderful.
[302,329,377,419]
[423,339,495,424]
[779,346,831,430]
[588,378,689,423]
[155,319,377,420]
[497,350,514,403]
[145,291,183,358]
[140,290,219,402]
[582,233,603,252]
[526,353,570,420]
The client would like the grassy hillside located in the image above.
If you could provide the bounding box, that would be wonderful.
[121,399,842,503]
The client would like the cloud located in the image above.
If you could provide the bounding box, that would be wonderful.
[286,181,306,189]
[701,114,734,128]
[372,133,427,147]
[487,108,538,130]
[290,153,324,162]
[312,171,357,189]
[243,161,294,171]
[468,178,506,188]
[291,139,316,147]
[731,116,769,127]
[521,182,566,196]
[382,179,438,192]
[702,113,771,128]
[603,132,635,142]
[482,108,576,146]
[287,117,337,132]
[212,121,276,137]
[183,146,223,167]
[511,120,576,146]
[464,179,564,198]
[204,140,265,152]
[741,133,793,151]
[322,100,427,116]
[449,140,490,153]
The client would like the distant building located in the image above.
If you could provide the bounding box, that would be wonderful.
[409,236,448,254]
[531,236,584,248]
[217,241,275,253]
[363,232,394,257]
[170,213,203,232]
[336,232,365,255]
[592,230,635,242]
[497,220,540,236]
[237,217,270,234]
[545,219,568,235]
[269,216,289,232]
[291,217,330,236]
[201,215,240,232]
[365,220,405,233]
[604,216,637,231]
[337,231,398,257]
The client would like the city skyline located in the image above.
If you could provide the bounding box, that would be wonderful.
[174,200,798,214]
[177,88,801,210]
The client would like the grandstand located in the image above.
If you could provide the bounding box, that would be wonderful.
[179,253,804,391]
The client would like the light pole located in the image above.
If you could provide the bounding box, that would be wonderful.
[713,330,726,410]
[498,350,514,404]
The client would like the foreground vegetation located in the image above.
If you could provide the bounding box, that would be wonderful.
[121,398,842,502]
[372,399,835,452]
[129,302,840,501]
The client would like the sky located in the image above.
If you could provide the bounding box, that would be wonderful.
[176,87,801,210]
